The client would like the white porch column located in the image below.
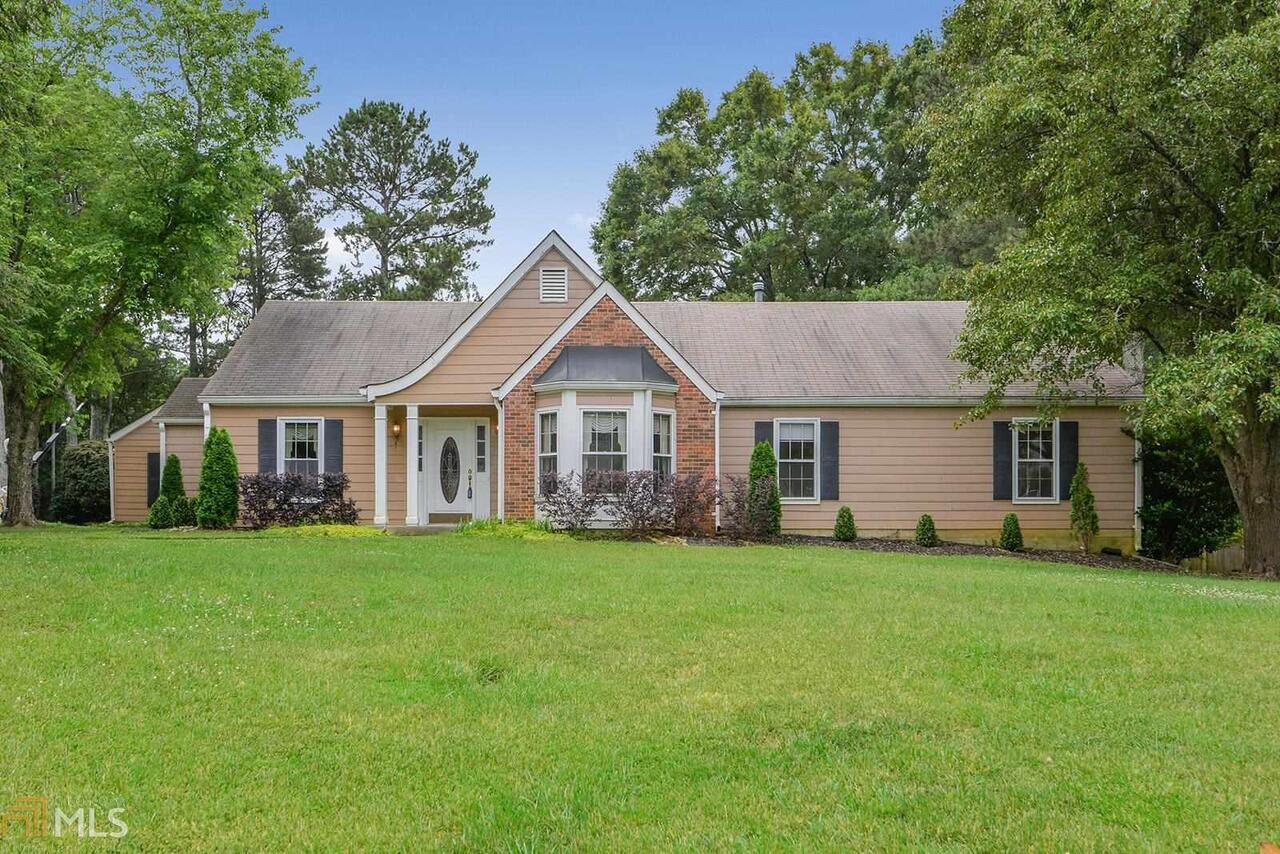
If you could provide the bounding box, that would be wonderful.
[374,404,388,526]
[405,406,420,526]
[158,421,167,461]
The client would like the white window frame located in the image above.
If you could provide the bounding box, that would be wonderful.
[1011,417,1060,505]
[277,417,324,476]
[539,267,569,303]
[652,409,675,477]
[535,409,559,495]
[774,417,820,504]
[475,423,487,473]
[581,409,628,479]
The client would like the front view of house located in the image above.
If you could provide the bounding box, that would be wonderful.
[110,231,1143,551]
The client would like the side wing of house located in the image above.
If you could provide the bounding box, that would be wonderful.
[109,412,160,522]
[719,404,1137,551]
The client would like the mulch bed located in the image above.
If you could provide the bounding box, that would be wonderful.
[685,532,1193,574]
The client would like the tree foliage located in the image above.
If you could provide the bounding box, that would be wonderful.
[927,0,1280,574]
[1069,463,1100,552]
[231,165,329,319]
[1138,426,1239,562]
[293,100,493,300]
[0,0,313,525]
[593,35,1010,301]
[53,440,110,524]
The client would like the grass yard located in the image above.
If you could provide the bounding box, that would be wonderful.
[1,526,1278,850]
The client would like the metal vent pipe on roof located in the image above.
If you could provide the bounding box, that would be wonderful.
[753,281,765,303]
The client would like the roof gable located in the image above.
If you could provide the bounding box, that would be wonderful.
[362,230,603,401]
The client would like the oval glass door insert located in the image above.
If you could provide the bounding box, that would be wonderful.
[439,437,460,503]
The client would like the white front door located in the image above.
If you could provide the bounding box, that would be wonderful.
[424,419,474,516]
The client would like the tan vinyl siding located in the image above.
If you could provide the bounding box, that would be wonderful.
[577,391,633,407]
[720,405,1136,548]
[210,405,393,525]
[111,422,159,522]
[653,393,675,409]
[381,248,593,405]
[163,424,203,497]
[534,392,561,408]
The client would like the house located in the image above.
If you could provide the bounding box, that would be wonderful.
[108,376,209,520]
[109,232,1143,551]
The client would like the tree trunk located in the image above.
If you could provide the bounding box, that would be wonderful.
[4,404,40,526]
[188,316,200,375]
[89,401,105,440]
[0,359,7,498]
[1215,418,1280,577]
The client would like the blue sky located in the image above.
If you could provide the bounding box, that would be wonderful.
[267,0,955,294]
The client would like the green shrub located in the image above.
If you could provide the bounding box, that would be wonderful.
[170,495,197,527]
[160,453,186,502]
[1069,462,1100,552]
[54,441,111,524]
[147,495,175,529]
[1136,426,1239,561]
[196,427,239,528]
[747,441,782,537]
[999,512,1023,551]
[833,506,857,541]
[914,513,939,547]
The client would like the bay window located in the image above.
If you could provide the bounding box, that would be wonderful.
[582,411,627,478]
[652,412,673,477]
[537,411,558,490]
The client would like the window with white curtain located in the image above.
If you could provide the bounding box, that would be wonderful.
[582,411,627,475]
[652,412,672,477]
[776,420,816,499]
[282,420,320,475]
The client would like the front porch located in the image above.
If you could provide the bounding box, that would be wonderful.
[372,404,498,528]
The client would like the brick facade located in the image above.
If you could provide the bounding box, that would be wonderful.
[501,296,716,525]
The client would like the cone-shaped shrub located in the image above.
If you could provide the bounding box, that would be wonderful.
[196,427,239,528]
[171,495,197,527]
[833,506,857,541]
[747,441,782,537]
[914,513,939,547]
[147,495,175,529]
[999,512,1023,551]
[160,453,186,502]
[1070,462,1100,551]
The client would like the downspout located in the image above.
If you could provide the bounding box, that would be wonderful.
[494,398,505,520]
[202,402,211,440]
[108,441,116,522]
[713,399,721,531]
[1133,436,1143,554]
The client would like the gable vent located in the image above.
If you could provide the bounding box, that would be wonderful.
[540,268,569,302]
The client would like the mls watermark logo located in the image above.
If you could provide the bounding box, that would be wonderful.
[0,796,128,839]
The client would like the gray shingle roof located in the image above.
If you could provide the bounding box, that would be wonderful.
[155,377,210,419]
[201,297,1139,402]
[201,300,478,398]
[535,346,676,388]
[636,300,1140,400]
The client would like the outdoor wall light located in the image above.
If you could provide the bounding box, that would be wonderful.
[391,420,402,445]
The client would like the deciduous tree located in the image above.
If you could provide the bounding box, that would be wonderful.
[927,0,1280,574]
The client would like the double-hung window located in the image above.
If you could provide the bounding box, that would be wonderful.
[537,412,558,490]
[1013,419,1057,501]
[652,413,673,478]
[582,411,627,491]
[282,420,321,475]
[776,420,817,500]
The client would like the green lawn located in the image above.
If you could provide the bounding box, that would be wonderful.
[2,526,1278,850]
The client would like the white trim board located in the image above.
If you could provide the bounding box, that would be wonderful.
[493,284,722,402]
[362,231,603,401]
[107,406,161,443]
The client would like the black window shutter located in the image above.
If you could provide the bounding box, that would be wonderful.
[258,419,276,473]
[146,452,160,506]
[820,421,839,500]
[1058,421,1079,500]
[992,421,1013,500]
[754,421,773,448]
[324,419,343,473]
